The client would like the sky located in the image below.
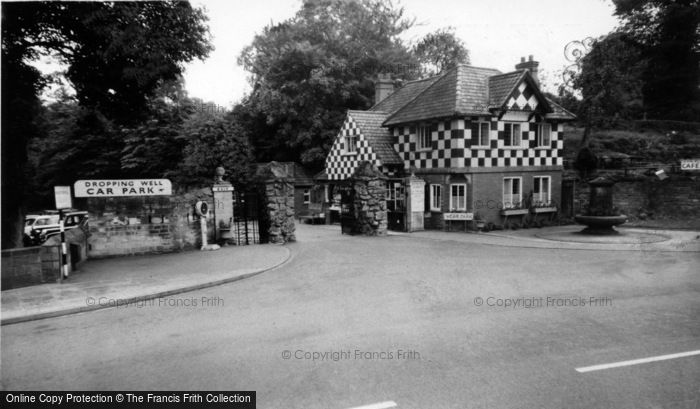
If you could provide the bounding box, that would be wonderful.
[184,0,621,108]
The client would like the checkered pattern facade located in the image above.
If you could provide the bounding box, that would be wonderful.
[325,116,385,180]
[393,116,563,170]
[506,82,539,111]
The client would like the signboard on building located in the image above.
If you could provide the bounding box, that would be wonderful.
[212,186,235,192]
[54,186,72,209]
[444,212,473,220]
[74,179,172,197]
[680,159,700,170]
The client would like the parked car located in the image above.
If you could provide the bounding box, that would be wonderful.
[23,210,88,247]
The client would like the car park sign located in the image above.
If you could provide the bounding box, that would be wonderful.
[74,179,172,197]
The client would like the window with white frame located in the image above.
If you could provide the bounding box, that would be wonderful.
[430,184,442,211]
[450,184,467,211]
[344,133,357,154]
[418,125,431,150]
[533,176,550,205]
[537,123,551,147]
[475,122,490,146]
[504,123,522,147]
[503,177,522,209]
[303,189,311,205]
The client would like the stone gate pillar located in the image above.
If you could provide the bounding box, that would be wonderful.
[257,162,296,244]
[405,174,425,232]
[349,162,388,236]
[212,167,234,241]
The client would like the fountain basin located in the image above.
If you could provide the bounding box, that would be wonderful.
[574,214,628,234]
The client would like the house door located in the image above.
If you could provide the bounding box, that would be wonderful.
[339,186,355,235]
[561,180,575,218]
[387,180,406,232]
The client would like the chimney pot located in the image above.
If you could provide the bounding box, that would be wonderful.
[515,55,540,86]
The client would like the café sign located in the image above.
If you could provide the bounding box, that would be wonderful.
[680,159,700,171]
[74,179,172,197]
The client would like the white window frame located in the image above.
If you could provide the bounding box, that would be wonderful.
[537,123,551,148]
[430,184,442,212]
[417,124,431,151]
[474,121,490,147]
[533,176,551,205]
[344,133,357,155]
[504,122,522,147]
[303,189,310,205]
[449,184,467,211]
[503,177,522,209]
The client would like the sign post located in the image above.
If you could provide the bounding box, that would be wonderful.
[54,186,72,282]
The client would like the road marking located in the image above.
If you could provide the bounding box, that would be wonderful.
[346,401,397,409]
[576,350,700,373]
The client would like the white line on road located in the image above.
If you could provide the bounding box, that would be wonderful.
[576,350,700,373]
[346,401,397,409]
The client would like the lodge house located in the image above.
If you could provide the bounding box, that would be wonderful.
[321,56,576,231]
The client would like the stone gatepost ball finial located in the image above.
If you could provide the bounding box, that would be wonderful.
[215,166,225,183]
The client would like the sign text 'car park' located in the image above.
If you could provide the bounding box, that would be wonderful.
[74,179,172,197]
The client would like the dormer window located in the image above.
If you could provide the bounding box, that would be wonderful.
[417,124,431,150]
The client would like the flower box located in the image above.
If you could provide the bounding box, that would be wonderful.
[533,206,557,213]
[500,208,528,216]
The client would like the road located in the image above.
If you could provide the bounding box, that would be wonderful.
[2,225,699,409]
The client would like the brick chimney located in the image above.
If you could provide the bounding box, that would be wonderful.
[515,55,539,86]
[374,73,395,105]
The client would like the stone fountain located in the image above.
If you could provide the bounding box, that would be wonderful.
[574,176,628,234]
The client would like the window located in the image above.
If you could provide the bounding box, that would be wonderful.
[344,133,357,154]
[537,123,551,147]
[504,123,522,147]
[474,122,490,146]
[450,184,467,211]
[533,176,551,205]
[430,184,442,211]
[503,177,522,209]
[303,189,310,205]
[418,125,431,150]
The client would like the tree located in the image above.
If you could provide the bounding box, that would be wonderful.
[238,0,420,168]
[413,28,470,76]
[574,32,646,121]
[175,113,255,188]
[1,1,211,248]
[613,0,700,119]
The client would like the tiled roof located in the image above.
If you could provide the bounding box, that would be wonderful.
[369,76,441,115]
[545,97,577,120]
[488,71,525,107]
[347,110,403,165]
[383,65,502,126]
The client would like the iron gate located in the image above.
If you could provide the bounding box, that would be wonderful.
[232,190,267,244]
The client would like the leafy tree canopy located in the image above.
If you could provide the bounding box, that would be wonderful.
[238,0,422,168]
[412,27,470,76]
[612,0,700,119]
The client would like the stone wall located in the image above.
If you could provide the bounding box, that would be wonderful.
[86,188,216,258]
[2,225,89,290]
[574,175,700,221]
